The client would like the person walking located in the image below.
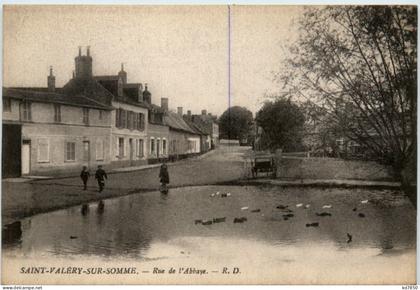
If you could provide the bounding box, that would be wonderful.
[159,162,170,193]
[95,165,108,192]
[80,166,90,190]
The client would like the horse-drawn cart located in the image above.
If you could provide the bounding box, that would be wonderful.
[250,153,276,178]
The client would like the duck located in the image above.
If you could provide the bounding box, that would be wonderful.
[233,217,247,223]
[347,233,352,243]
[306,222,319,227]
[202,220,213,225]
[316,212,332,217]
[213,217,226,223]
[283,213,294,218]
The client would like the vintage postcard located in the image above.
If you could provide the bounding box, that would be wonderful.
[2,4,417,285]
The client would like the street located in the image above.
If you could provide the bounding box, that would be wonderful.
[2,145,416,284]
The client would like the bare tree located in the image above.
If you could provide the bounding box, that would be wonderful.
[280,6,417,188]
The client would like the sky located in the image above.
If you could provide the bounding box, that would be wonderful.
[3,5,301,116]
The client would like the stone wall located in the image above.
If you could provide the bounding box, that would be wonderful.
[276,157,394,181]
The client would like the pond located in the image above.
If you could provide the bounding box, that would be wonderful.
[3,185,416,284]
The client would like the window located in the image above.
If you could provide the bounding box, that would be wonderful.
[128,111,133,130]
[133,113,139,130]
[156,138,161,157]
[162,139,167,155]
[37,138,49,162]
[96,139,104,160]
[3,98,11,112]
[137,139,144,157]
[118,137,124,158]
[54,104,61,123]
[121,110,126,128]
[20,101,32,121]
[99,110,104,120]
[65,142,76,161]
[139,113,145,131]
[115,109,120,127]
[150,138,155,155]
[82,108,89,125]
[126,111,130,129]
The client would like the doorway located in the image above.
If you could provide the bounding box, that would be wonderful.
[129,138,134,166]
[156,139,161,158]
[2,124,22,177]
[83,141,90,167]
[21,140,31,175]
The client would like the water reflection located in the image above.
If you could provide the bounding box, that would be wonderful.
[2,221,22,247]
[81,204,89,216]
[97,200,105,214]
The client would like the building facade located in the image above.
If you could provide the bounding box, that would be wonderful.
[190,110,219,149]
[165,107,202,161]
[147,98,170,163]
[2,87,113,177]
[94,64,150,168]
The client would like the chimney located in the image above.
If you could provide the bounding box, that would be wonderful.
[118,63,127,84]
[201,109,207,115]
[161,98,169,111]
[143,83,151,104]
[187,110,191,118]
[208,112,212,116]
[47,66,56,92]
[75,46,93,79]
[177,107,183,116]
[137,83,144,102]
[117,77,123,97]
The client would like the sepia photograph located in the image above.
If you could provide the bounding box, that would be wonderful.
[1,4,417,285]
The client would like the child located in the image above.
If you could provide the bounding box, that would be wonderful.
[159,162,170,193]
[95,165,108,192]
[80,166,90,190]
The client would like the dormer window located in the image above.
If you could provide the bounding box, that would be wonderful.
[54,104,61,123]
[20,101,32,121]
[82,108,89,125]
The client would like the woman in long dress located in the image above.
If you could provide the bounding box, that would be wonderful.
[159,162,170,193]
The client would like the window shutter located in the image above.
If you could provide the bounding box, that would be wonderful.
[115,136,119,157]
[96,139,104,160]
[38,138,49,162]
[125,138,128,157]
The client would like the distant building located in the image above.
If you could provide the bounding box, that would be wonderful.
[183,111,211,154]
[164,107,202,161]
[190,110,219,149]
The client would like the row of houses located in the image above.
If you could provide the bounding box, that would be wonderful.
[2,47,219,177]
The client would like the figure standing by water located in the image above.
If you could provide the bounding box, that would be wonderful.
[95,165,108,192]
[159,162,170,193]
[80,166,90,190]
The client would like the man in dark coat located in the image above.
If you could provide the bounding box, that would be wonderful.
[95,165,108,192]
[159,162,170,193]
[80,166,90,190]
